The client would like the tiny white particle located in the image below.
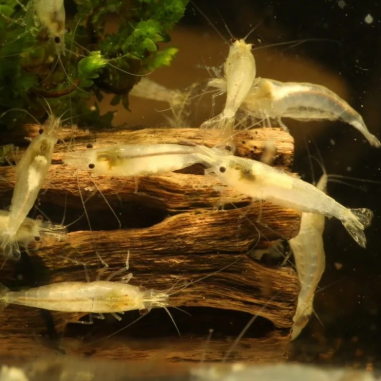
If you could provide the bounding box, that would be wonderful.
[346,166,352,172]
[338,0,346,9]
[365,14,374,24]
[330,139,336,146]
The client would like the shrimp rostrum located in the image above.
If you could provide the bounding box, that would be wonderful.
[196,146,373,248]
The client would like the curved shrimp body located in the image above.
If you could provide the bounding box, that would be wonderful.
[0,281,169,314]
[290,211,326,340]
[202,39,256,136]
[34,0,66,55]
[197,147,373,247]
[243,78,380,147]
[129,78,193,127]
[1,116,59,258]
[64,144,205,177]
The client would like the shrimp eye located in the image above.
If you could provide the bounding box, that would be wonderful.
[86,143,93,149]
[54,36,60,44]
[219,166,226,173]
[88,163,95,169]
[230,38,237,43]
[251,43,256,50]
[38,128,44,134]
[36,215,44,221]
[34,236,41,242]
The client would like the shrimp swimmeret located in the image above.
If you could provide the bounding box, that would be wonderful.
[1,114,60,259]
[212,77,380,147]
[289,173,327,340]
[63,143,208,177]
[196,146,373,248]
[201,38,256,138]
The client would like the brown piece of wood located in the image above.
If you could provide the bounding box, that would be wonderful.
[0,126,300,363]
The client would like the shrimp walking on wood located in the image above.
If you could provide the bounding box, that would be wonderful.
[212,77,380,147]
[0,114,60,259]
[196,146,373,248]
[0,255,239,333]
[63,143,207,177]
[289,173,327,340]
[201,38,256,139]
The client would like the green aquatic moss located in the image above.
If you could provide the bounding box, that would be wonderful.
[0,0,189,129]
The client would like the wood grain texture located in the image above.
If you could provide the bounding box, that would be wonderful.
[0,126,300,362]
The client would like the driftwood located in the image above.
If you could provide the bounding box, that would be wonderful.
[0,126,300,363]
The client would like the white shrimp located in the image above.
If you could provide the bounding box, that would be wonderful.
[212,77,380,147]
[289,173,327,340]
[0,258,238,329]
[0,280,168,315]
[0,210,67,255]
[201,38,256,139]
[1,114,60,259]
[196,146,373,248]
[63,143,207,177]
[33,0,66,56]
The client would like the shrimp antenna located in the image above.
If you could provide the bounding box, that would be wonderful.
[75,172,108,268]
[305,137,316,185]
[222,291,281,362]
[163,306,181,336]
[87,173,121,229]
[216,10,234,40]
[243,20,263,42]
[168,257,243,297]
[0,108,40,126]
[253,38,340,52]
[200,328,214,363]
[191,1,228,45]
[312,308,324,328]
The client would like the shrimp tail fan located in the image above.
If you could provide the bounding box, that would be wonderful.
[0,283,10,311]
[351,121,381,148]
[350,208,374,228]
[343,208,373,248]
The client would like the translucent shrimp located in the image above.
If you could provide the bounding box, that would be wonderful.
[1,114,60,259]
[129,78,194,127]
[33,0,66,56]
[0,280,168,316]
[201,38,256,139]
[213,77,380,147]
[289,173,327,340]
[0,258,239,326]
[63,143,207,177]
[196,146,373,248]
[0,210,67,255]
